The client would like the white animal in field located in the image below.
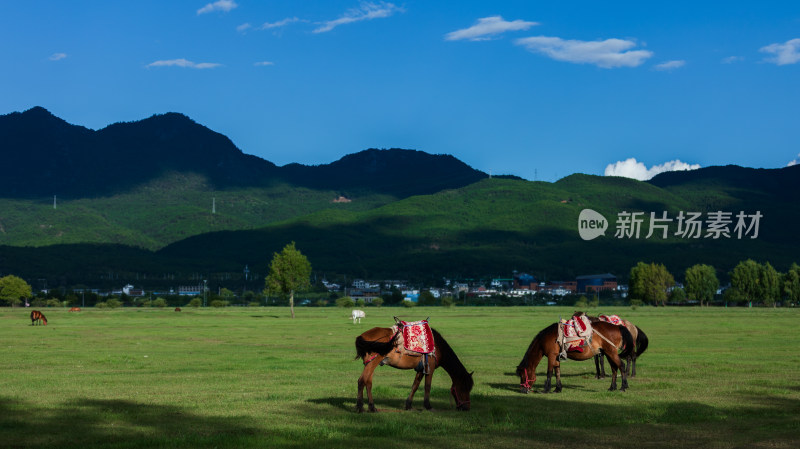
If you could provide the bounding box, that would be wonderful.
[352,309,365,324]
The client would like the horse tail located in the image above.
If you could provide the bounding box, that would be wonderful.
[634,326,649,357]
[618,325,634,359]
[354,333,396,360]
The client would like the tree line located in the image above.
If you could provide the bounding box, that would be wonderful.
[629,260,800,307]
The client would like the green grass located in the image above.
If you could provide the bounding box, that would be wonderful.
[1,306,798,448]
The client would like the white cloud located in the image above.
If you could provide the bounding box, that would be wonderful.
[146,59,222,69]
[604,158,701,181]
[760,38,800,65]
[721,55,744,64]
[197,0,238,15]
[313,2,402,34]
[254,61,274,66]
[514,36,653,68]
[261,17,302,30]
[237,23,252,33]
[654,60,685,71]
[788,153,800,167]
[445,16,538,41]
[49,52,67,61]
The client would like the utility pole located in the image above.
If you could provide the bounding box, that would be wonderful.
[203,279,208,307]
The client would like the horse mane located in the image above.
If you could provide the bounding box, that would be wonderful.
[516,322,557,374]
[431,328,473,393]
[634,325,649,356]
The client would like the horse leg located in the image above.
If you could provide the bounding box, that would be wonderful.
[357,356,382,412]
[405,371,424,410]
[543,354,556,393]
[629,354,637,377]
[423,371,434,410]
[594,355,605,379]
[606,352,628,391]
[554,364,563,393]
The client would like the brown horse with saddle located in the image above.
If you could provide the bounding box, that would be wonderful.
[354,318,473,412]
[516,315,633,393]
[583,313,649,378]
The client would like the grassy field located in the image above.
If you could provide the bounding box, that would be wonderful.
[1,306,798,448]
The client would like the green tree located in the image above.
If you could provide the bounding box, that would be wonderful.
[335,296,355,308]
[152,297,167,308]
[188,297,202,308]
[731,259,761,306]
[418,290,436,306]
[0,275,32,308]
[669,287,687,304]
[219,288,236,305]
[782,263,800,305]
[265,242,312,319]
[759,262,781,307]
[685,264,719,307]
[370,297,384,307]
[629,262,675,306]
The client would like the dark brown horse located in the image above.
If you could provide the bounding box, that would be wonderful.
[30,310,48,326]
[589,316,649,378]
[355,327,473,412]
[516,321,633,393]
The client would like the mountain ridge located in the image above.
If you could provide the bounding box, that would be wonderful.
[0,107,486,198]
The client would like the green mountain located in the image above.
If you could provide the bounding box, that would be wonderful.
[0,107,797,288]
[0,108,486,249]
[156,168,797,283]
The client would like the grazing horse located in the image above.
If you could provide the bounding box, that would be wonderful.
[584,315,649,378]
[351,309,365,324]
[355,327,473,412]
[174,307,182,312]
[69,307,81,312]
[30,310,48,326]
[516,321,633,393]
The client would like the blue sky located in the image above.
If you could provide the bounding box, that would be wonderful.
[1,1,799,181]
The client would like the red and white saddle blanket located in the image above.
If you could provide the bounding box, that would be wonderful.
[392,319,435,355]
[598,314,622,325]
[559,315,592,353]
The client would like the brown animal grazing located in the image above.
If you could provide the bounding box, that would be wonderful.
[516,320,633,393]
[30,310,48,326]
[354,326,473,412]
[174,307,181,312]
[581,314,649,378]
[69,307,81,312]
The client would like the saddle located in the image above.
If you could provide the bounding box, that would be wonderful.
[598,314,622,325]
[557,314,593,359]
[392,318,435,355]
[383,317,436,374]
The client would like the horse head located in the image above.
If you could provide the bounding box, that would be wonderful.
[451,371,473,411]
[516,365,534,394]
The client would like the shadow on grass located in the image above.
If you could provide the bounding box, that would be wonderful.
[303,392,800,448]
[0,397,261,449]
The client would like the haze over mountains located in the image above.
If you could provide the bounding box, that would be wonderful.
[0,107,798,287]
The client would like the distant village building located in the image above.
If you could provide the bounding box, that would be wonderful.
[110,284,144,297]
[178,285,203,296]
[513,273,538,290]
[576,274,618,293]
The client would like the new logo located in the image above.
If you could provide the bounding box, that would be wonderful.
[578,209,608,241]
